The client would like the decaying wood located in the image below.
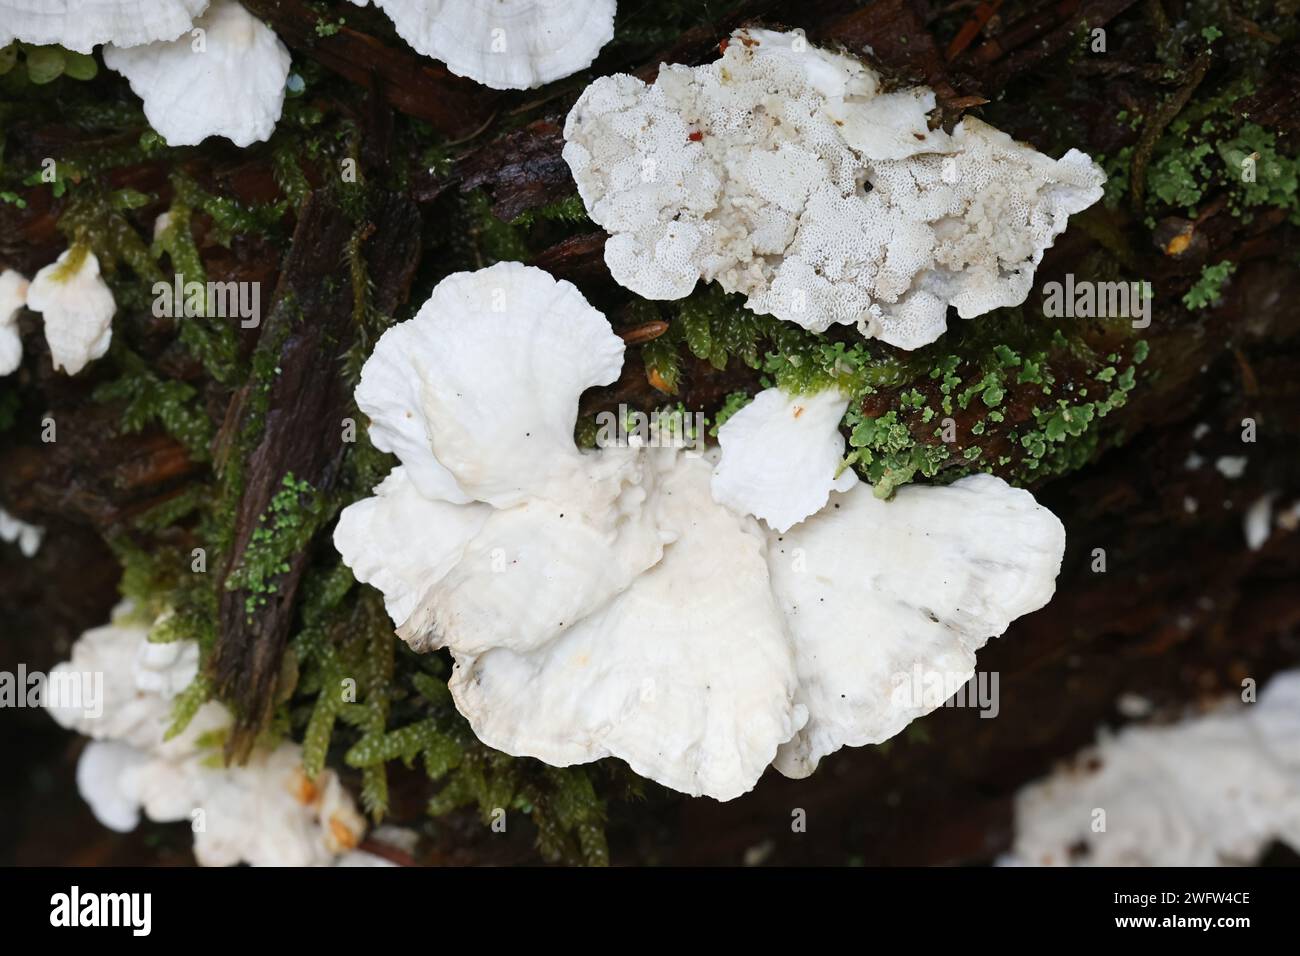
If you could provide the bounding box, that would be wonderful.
[240,0,500,138]
[5,0,1299,865]
[208,190,421,754]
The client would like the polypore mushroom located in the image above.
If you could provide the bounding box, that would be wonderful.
[45,607,366,865]
[0,269,27,376]
[26,245,115,375]
[335,262,1066,799]
[767,472,1064,777]
[1003,670,1300,866]
[0,0,208,53]
[358,0,616,90]
[710,387,857,533]
[563,28,1105,349]
[103,0,291,147]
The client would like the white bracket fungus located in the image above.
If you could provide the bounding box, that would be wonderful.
[27,245,115,375]
[0,269,28,376]
[103,0,292,147]
[355,0,616,90]
[710,387,856,533]
[335,262,1067,800]
[1004,670,1300,866]
[0,0,208,54]
[563,28,1105,349]
[45,607,367,866]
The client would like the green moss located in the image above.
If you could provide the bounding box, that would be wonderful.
[509,194,591,229]
[92,347,213,459]
[151,198,242,384]
[0,44,98,86]
[172,173,289,248]
[638,285,910,397]
[463,190,530,264]
[709,391,751,435]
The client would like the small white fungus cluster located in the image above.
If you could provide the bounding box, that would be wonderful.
[4,1,615,146]
[1004,671,1300,866]
[0,505,44,556]
[334,262,1067,800]
[564,28,1105,349]
[45,606,367,866]
[4,249,117,378]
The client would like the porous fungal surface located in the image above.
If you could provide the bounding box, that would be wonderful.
[1004,671,1300,866]
[335,262,1067,801]
[563,28,1105,349]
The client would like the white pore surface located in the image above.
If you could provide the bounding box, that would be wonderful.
[564,28,1104,349]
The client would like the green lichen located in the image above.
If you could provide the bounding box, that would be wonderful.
[226,474,325,618]
[1183,259,1236,310]
[710,391,752,435]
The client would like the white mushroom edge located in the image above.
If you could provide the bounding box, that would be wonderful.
[27,245,115,375]
[355,0,616,90]
[334,261,1067,800]
[0,268,27,376]
[563,28,1105,349]
[0,0,209,54]
[103,0,291,147]
[1002,670,1300,866]
[44,605,367,866]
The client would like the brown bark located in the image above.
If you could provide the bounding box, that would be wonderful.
[206,190,421,752]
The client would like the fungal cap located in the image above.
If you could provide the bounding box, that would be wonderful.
[103,0,291,147]
[26,246,115,375]
[0,0,209,53]
[370,0,616,90]
[711,387,857,533]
